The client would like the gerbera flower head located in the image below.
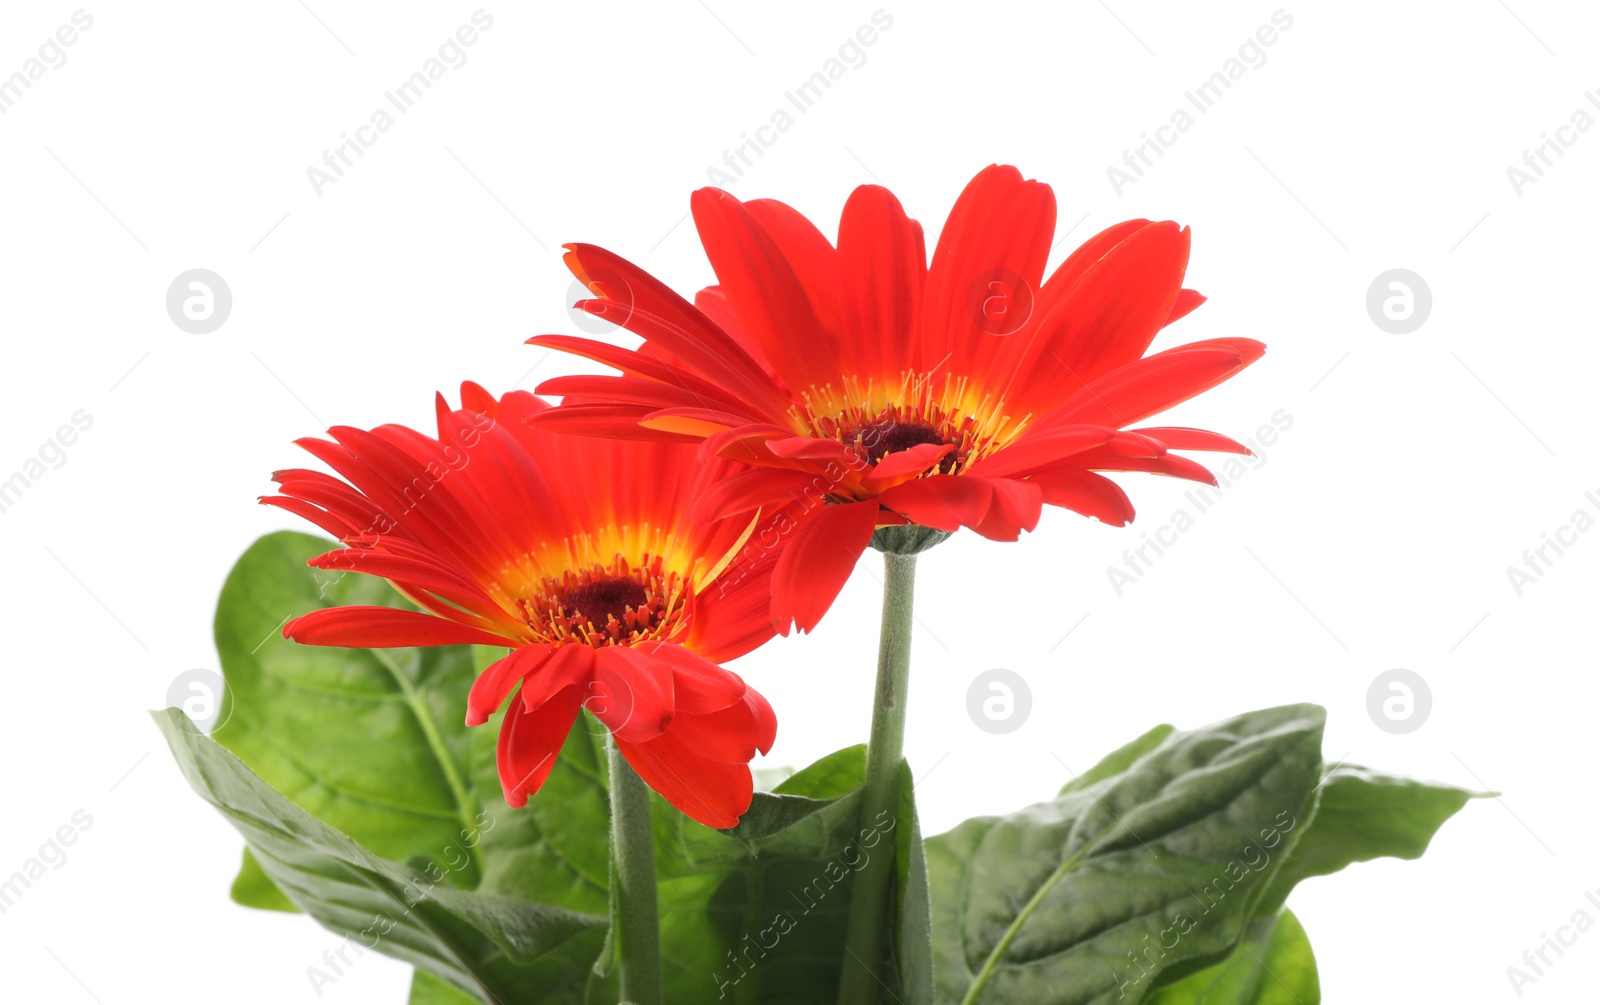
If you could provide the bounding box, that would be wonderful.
[263,382,778,829]
[529,165,1265,635]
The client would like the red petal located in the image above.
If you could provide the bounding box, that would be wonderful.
[1131,426,1250,454]
[259,495,355,539]
[562,243,793,419]
[1045,219,1151,293]
[972,478,1044,541]
[615,729,755,828]
[771,499,880,635]
[307,549,500,620]
[590,645,675,743]
[965,425,1116,479]
[1001,222,1190,411]
[283,607,513,649]
[860,443,954,492]
[1077,452,1221,486]
[836,184,926,381]
[525,402,702,442]
[765,435,858,465]
[923,165,1055,366]
[1047,221,1188,377]
[877,474,994,532]
[527,334,759,419]
[1165,288,1206,327]
[538,374,744,414]
[1028,469,1135,526]
[498,683,584,807]
[692,469,820,522]
[468,645,548,726]
[687,534,784,663]
[636,642,748,715]
[520,643,596,713]
[691,188,832,392]
[659,686,777,763]
[745,197,841,334]
[1037,338,1266,430]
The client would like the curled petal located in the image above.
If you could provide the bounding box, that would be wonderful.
[498,683,584,807]
[638,642,748,715]
[972,478,1044,542]
[615,688,774,829]
[520,643,596,714]
[590,645,676,743]
[468,645,549,726]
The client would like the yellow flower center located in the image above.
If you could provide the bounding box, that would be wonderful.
[791,370,1032,475]
[514,554,689,648]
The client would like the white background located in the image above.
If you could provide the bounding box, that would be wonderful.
[1,1,1595,1001]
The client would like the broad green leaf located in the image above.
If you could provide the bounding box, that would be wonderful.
[1059,724,1177,796]
[1147,910,1319,1005]
[231,848,297,913]
[213,531,488,891]
[927,704,1326,1005]
[640,744,926,1002]
[775,743,867,798]
[1256,765,1481,914]
[211,532,612,917]
[156,709,607,1004]
[409,969,483,1004]
[466,711,611,911]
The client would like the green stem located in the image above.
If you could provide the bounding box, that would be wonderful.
[608,737,663,1005]
[837,550,918,1004]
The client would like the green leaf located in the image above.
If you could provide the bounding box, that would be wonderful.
[895,759,935,1004]
[774,743,867,798]
[466,712,611,911]
[210,531,613,917]
[156,709,607,1004]
[1146,910,1319,1005]
[636,744,931,1002]
[230,848,298,913]
[212,531,489,889]
[927,704,1326,1005]
[1059,724,1177,797]
[409,968,485,1004]
[1256,765,1482,914]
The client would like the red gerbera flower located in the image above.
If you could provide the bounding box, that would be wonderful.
[263,382,778,829]
[529,165,1265,633]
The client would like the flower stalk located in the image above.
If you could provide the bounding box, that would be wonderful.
[838,549,919,1003]
[608,737,663,1005]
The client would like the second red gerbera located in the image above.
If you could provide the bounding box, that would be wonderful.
[530,165,1264,634]
[264,383,779,828]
